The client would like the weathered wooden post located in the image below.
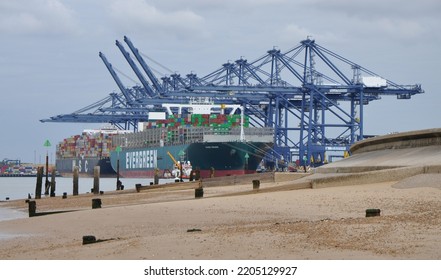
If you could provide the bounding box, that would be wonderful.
[73,166,79,196]
[116,158,120,191]
[35,166,43,199]
[43,139,51,196]
[115,146,122,190]
[154,168,159,185]
[366,209,381,217]
[82,235,97,245]
[195,181,204,198]
[50,168,56,197]
[93,166,100,195]
[252,179,260,190]
[92,198,102,209]
[195,168,201,181]
[189,170,194,181]
[44,157,50,196]
[28,200,36,217]
[195,187,204,198]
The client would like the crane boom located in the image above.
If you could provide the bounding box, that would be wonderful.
[167,151,180,168]
[115,40,156,98]
[124,36,164,94]
[99,52,133,105]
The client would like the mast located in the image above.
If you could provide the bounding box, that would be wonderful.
[240,105,245,142]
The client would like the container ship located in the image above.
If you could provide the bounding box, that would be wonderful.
[55,127,128,177]
[109,101,274,179]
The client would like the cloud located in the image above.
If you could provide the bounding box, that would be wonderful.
[370,18,427,40]
[299,0,440,41]
[153,0,289,10]
[278,24,317,43]
[305,0,441,19]
[0,0,79,36]
[107,0,208,39]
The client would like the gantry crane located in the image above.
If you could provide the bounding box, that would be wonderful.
[41,37,423,165]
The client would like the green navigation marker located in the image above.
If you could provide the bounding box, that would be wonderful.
[43,140,51,147]
[115,146,122,153]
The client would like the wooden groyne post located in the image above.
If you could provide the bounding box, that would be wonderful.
[44,154,50,196]
[154,168,159,185]
[366,209,381,217]
[35,166,43,199]
[73,166,79,196]
[195,187,204,198]
[28,200,36,217]
[252,180,260,190]
[93,166,100,195]
[50,168,56,197]
[195,181,204,198]
[92,198,102,209]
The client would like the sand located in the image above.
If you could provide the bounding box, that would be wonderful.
[0,172,440,260]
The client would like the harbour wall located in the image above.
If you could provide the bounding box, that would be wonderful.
[349,128,441,155]
[310,128,441,188]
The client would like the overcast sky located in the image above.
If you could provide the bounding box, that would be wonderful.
[1,0,440,163]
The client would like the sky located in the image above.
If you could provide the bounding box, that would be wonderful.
[0,0,440,164]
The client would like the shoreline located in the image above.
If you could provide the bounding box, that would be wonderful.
[0,206,27,223]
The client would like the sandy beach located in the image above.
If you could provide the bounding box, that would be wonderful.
[0,170,440,260]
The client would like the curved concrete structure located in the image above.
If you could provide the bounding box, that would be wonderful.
[308,128,441,188]
[318,128,441,172]
[350,128,441,155]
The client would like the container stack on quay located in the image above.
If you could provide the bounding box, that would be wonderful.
[0,164,38,176]
[0,159,42,176]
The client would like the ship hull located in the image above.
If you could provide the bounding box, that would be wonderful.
[55,157,116,177]
[110,142,272,179]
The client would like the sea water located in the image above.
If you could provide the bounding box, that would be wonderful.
[0,176,162,223]
[0,177,164,201]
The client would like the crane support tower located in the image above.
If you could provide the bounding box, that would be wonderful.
[41,37,424,166]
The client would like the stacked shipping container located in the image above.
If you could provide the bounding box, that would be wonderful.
[111,114,252,150]
[57,114,251,156]
[143,114,249,130]
[56,131,114,159]
[143,114,249,144]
